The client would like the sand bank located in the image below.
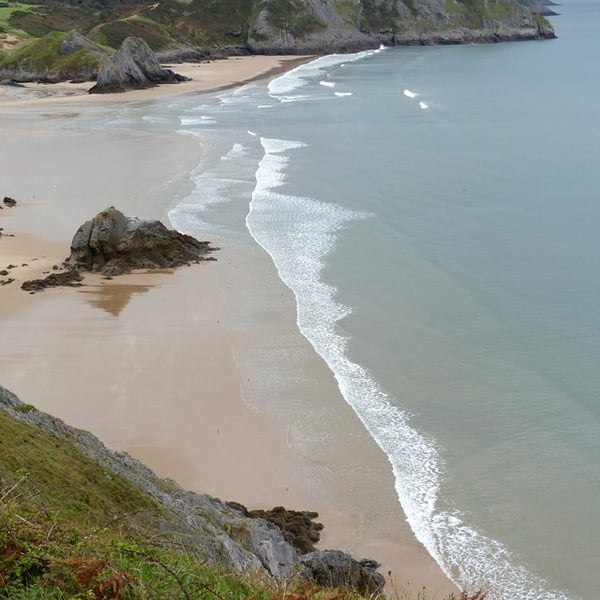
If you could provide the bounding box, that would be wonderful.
[0,55,457,598]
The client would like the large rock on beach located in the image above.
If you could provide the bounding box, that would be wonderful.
[89,37,188,93]
[67,206,216,275]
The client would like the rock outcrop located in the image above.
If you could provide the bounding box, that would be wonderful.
[21,270,84,292]
[0,31,106,83]
[89,37,188,93]
[246,0,555,54]
[247,506,325,554]
[66,206,216,276]
[301,551,386,597]
[0,385,385,595]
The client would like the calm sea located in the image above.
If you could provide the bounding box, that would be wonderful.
[102,2,600,597]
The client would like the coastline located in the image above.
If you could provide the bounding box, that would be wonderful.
[0,55,457,597]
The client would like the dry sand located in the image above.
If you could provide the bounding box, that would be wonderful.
[0,55,311,106]
[0,55,458,598]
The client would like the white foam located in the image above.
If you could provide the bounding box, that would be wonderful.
[419,101,429,110]
[404,89,419,98]
[221,143,247,161]
[246,137,573,600]
[268,48,386,98]
[180,115,217,126]
[334,92,353,97]
[319,80,336,88]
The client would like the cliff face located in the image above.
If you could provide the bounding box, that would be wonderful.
[246,0,555,53]
[0,0,555,83]
[0,385,385,597]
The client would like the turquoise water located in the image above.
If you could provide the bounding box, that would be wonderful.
[106,3,600,597]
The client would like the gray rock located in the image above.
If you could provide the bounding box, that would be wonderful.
[67,206,216,275]
[89,37,189,94]
[0,385,387,593]
[58,31,106,57]
[0,385,298,577]
[247,0,555,54]
[301,550,386,597]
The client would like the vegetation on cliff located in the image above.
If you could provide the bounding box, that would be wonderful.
[0,0,555,80]
[0,384,486,600]
[0,386,393,599]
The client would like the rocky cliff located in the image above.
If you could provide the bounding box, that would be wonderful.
[0,385,385,597]
[247,0,555,53]
[89,37,188,93]
[0,0,555,86]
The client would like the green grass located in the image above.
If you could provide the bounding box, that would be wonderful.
[0,30,102,76]
[448,0,520,28]
[0,407,487,600]
[261,0,326,39]
[332,0,362,27]
[0,1,39,40]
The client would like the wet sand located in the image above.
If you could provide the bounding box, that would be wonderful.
[0,55,457,598]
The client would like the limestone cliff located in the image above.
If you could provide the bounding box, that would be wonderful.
[0,385,385,596]
[89,37,188,93]
[246,0,555,53]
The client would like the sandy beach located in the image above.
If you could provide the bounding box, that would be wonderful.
[0,55,457,598]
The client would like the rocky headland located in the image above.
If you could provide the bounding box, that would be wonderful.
[0,384,385,597]
[0,0,556,88]
[89,37,189,94]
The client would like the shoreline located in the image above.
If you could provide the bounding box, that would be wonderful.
[0,55,313,107]
[0,55,458,598]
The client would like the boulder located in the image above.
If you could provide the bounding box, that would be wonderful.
[247,506,324,554]
[89,37,189,94]
[300,550,386,597]
[66,206,216,275]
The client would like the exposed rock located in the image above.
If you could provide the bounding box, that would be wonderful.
[21,270,84,292]
[59,31,105,57]
[155,45,212,63]
[3,196,17,206]
[89,37,189,94]
[248,506,324,553]
[0,385,299,578]
[0,32,105,84]
[246,0,555,54]
[66,206,217,276]
[0,385,386,595]
[301,550,386,597]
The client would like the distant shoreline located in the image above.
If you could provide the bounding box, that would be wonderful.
[0,55,314,107]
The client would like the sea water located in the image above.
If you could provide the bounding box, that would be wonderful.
[95,1,600,597]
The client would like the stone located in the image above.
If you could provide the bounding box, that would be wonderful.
[248,506,324,553]
[89,37,189,94]
[300,550,386,597]
[66,206,216,275]
[3,196,16,206]
[58,31,105,57]
[21,270,84,292]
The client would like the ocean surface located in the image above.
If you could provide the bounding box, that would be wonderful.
[101,2,600,597]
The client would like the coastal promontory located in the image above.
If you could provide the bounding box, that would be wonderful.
[0,0,555,86]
